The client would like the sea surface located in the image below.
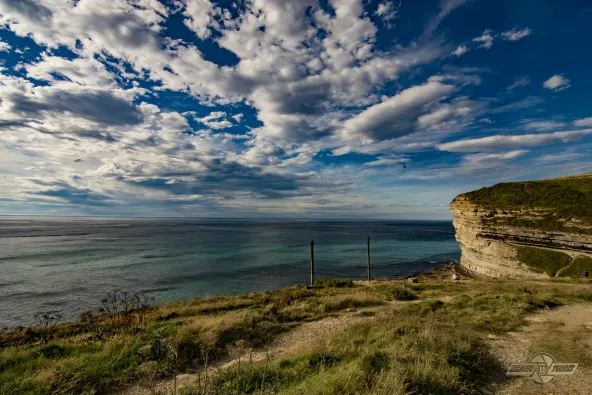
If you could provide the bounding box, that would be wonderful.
[0,217,460,328]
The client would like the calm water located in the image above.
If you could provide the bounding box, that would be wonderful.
[0,217,460,328]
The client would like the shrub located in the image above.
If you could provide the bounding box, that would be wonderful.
[385,288,417,301]
[315,278,355,288]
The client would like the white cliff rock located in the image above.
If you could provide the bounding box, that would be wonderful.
[450,195,592,278]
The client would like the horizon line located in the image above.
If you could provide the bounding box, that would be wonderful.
[0,214,453,222]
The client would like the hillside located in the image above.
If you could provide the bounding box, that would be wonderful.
[451,173,592,278]
[2,272,592,394]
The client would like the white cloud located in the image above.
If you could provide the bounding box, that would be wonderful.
[506,77,530,91]
[206,120,234,130]
[472,29,494,49]
[375,1,400,22]
[0,40,11,52]
[451,45,469,57]
[501,27,532,41]
[182,0,217,39]
[543,74,571,92]
[232,114,244,123]
[460,150,529,171]
[197,111,226,123]
[573,118,592,127]
[522,120,566,131]
[194,111,234,129]
[365,157,409,167]
[25,55,116,88]
[340,81,456,142]
[438,129,592,152]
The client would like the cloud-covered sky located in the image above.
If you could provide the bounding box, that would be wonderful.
[0,0,591,219]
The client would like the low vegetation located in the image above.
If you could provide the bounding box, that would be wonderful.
[2,274,592,394]
[516,245,572,276]
[559,256,592,277]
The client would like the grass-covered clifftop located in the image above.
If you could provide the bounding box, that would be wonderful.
[456,173,592,232]
[2,272,592,395]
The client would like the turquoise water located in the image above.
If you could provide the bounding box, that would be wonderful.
[0,217,460,327]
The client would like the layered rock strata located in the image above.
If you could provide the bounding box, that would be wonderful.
[450,195,592,278]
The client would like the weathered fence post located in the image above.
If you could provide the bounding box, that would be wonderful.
[367,236,371,281]
[310,240,315,287]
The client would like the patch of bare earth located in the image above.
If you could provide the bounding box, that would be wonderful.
[488,304,592,395]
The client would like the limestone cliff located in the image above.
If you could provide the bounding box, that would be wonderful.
[450,174,592,278]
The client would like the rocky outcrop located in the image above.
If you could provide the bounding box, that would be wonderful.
[450,191,592,278]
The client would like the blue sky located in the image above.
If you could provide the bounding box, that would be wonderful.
[0,0,591,219]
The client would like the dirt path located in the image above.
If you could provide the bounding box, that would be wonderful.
[117,307,384,395]
[488,304,592,394]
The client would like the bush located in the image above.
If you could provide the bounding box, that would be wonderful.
[385,288,417,301]
[315,278,355,288]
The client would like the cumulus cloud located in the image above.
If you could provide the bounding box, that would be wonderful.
[501,27,532,41]
[438,129,592,152]
[0,77,144,127]
[543,74,571,92]
[182,0,217,39]
[0,39,11,52]
[451,45,469,57]
[375,1,400,22]
[472,29,494,49]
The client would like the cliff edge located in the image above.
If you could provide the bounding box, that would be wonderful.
[450,173,592,278]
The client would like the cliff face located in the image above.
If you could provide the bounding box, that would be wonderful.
[450,174,592,278]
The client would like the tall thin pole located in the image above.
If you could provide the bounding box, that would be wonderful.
[310,240,315,287]
[367,236,371,281]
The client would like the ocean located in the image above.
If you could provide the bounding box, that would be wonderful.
[0,217,460,328]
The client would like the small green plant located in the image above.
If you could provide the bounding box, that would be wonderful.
[314,278,355,288]
[33,310,63,343]
[383,287,417,301]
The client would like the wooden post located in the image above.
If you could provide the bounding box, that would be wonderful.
[367,236,371,282]
[310,240,315,287]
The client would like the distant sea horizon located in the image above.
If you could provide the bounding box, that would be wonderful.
[0,217,460,328]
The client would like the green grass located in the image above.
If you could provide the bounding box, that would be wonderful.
[516,246,572,276]
[183,279,592,395]
[456,173,592,232]
[314,278,355,288]
[559,256,592,277]
[3,277,592,394]
[380,287,417,301]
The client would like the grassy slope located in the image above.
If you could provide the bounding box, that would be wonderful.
[457,173,592,232]
[2,275,592,395]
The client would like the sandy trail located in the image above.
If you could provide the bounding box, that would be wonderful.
[488,304,592,395]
